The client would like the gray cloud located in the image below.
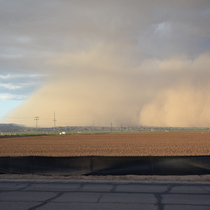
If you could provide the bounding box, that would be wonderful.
[1,0,210,127]
[0,73,46,101]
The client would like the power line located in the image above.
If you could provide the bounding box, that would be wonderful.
[34,116,39,131]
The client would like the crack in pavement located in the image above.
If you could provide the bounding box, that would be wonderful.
[110,184,117,192]
[27,192,63,210]
[154,183,176,210]
[96,193,103,203]
[154,193,163,210]
[17,183,31,191]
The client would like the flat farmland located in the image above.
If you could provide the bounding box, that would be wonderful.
[0,132,210,157]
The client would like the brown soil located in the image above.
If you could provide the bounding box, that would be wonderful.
[1,132,210,157]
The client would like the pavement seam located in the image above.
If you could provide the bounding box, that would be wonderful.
[27,192,63,210]
[110,184,117,192]
[97,193,103,203]
[154,193,164,210]
[165,184,175,194]
[17,183,31,191]
[155,183,176,210]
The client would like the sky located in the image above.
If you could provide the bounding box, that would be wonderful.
[1,0,210,127]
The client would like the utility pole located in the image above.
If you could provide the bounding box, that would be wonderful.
[53,112,56,133]
[111,122,113,133]
[34,117,39,132]
[92,120,94,133]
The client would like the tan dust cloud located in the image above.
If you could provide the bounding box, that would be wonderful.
[139,54,210,127]
[139,86,210,127]
[6,49,210,128]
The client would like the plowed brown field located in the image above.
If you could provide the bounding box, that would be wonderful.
[1,132,210,157]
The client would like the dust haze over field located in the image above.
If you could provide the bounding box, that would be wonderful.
[1,1,210,127]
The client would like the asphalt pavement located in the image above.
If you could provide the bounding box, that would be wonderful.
[1,179,210,210]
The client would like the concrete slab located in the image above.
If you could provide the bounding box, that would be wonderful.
[163,194,210,205]
[0,191,56,202]
[0,201,40,210]
[80,183,113,192]
[0,183,29,190]
[164,205,210,210]
[53,192,101,203]
[25,183,81,191]
[170,185,208,194]
[39,203,157,210]
[202,185,210,193]
[0,180,210,210]
[116,184,168,193]
[99,193,156,204]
